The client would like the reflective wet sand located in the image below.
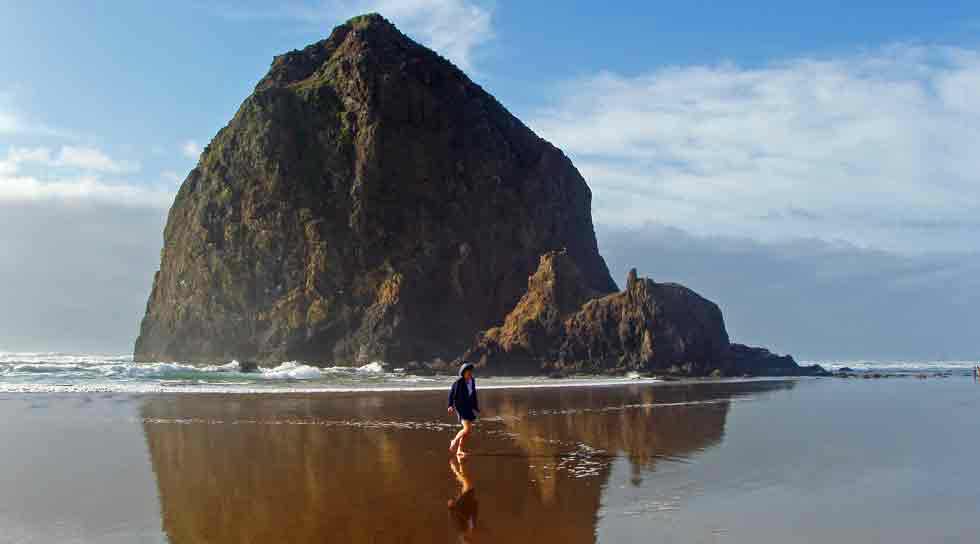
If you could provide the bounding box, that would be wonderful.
[1,378,978,542]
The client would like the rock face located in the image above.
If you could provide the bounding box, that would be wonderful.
[135,14,615,365]
[463,251,825,377]
[727,344,827,377]
[135,13,821,377]
[463,252,729,374]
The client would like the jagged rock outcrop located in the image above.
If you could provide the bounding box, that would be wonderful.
[463,252,729,374]
[463,251,826,377]
[466,251,606,372]
[727,344,827,376]
[135,14,615,364]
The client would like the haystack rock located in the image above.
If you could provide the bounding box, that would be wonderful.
[135,14,616,365]
[135,13,824,377]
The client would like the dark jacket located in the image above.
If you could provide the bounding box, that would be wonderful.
[448,377,479,419]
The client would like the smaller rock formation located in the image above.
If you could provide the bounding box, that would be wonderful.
[463,251,606,374]
[726,344,826,377]
[462,251,727,375]
[462,251,827,377]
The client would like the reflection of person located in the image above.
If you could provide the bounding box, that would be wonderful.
[448,456,478,541]
[448,362,479,458]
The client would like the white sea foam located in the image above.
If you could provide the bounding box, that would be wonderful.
[0,353,667,394]
[357,361,386,373]
[813,360,978,372]
[258,361,323,380]
[0,351,974,395]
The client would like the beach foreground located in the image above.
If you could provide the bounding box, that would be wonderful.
[1,377,978,542]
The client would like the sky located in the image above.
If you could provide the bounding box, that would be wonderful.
[1,1,978,359]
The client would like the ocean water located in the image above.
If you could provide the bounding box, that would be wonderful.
[0,352,663,393]
[816,359,978,373]
[0,352,974,394]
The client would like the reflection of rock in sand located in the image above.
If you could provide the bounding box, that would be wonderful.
[141,382,791,543]
[144,407,438,542]
[492,384,738,497]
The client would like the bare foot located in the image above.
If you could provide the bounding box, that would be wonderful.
[456,450,468,459]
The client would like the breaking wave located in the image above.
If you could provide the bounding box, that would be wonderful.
[2,352,971,394]
[814,360,978,373]
[0,352,666,394]
[0,355,393,382]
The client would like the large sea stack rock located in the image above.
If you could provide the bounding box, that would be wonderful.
[135,14,616,364]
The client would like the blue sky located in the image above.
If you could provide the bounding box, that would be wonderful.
[4,1,980,177]
[1,1,979,358]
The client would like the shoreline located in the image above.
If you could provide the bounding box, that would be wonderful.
[0,375,805,395]
[0,369,972,395]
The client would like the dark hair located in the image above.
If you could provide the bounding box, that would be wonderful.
[458,362,475,377]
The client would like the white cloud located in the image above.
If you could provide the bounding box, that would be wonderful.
[56,146,140,173]
[530,45,980,254]
[181,140,202,159]
[0,110,19,133]
[0,146,171,208]
[0,173,174,208]
[0,147,48,176]
[366,0,493,71]
[1,145,139,174]
[0,105,75,139]
[6,146,53,165]
[210,0,494,72]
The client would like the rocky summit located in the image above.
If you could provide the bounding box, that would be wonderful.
[135,14,824,377]
[135,14,615,365]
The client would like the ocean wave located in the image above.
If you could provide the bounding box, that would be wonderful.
[357,361,386,373]
[0,351,974,395]
[813,360,978,372]
[258,362,323,380]
[0,376,665,394]
[0,352,667,394]
[0,352,133,365]
[0,356,392,382]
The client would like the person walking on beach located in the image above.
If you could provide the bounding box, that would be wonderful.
[448,362,479,458]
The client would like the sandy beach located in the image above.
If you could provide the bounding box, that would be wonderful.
[1,377,978,543]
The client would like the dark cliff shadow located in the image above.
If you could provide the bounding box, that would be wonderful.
[140,380,794,543]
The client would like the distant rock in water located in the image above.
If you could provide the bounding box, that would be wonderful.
[462,251,827,377]
[135,14,615,365]
[135,13,821,377]
[726,344,827,377]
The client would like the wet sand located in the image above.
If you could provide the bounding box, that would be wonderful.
[1,378,978,542]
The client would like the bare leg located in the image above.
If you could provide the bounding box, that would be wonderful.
[455,420,473,458]
[449,425,466,453]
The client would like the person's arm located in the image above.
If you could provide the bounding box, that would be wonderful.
[473,381,479,413]
[448,381,457,412]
